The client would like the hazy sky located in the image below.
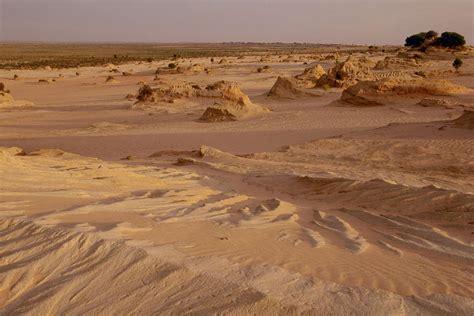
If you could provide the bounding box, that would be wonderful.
[0,0,472,45]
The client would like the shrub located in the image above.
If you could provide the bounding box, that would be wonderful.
[136,84,153,102]
[147,57,153,63]
[405,32,427,47]
[437,32,466,48]
[168,63,177,69]
[452,58,463,72]
[0,82,4,92]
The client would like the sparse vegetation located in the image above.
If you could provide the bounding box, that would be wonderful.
[405,30,466,49]
[168,63,177,69]
[452,58,463,72]
[0,43,392,70]
[136,84,154,102]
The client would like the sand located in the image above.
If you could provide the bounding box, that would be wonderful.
[1,48,473,315]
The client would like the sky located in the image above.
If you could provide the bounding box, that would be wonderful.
[0,0,472,45]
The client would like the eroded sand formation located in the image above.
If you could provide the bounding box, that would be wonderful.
[267,76,320,99]
[0,91,34,109]
[200,81,269,121]
[340,78,468,106]
[316,55,375,88]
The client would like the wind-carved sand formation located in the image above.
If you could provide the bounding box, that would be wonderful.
[0,42,474,314]
[0,84,34,110]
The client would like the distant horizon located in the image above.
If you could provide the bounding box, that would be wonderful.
[0,40,401,46]
[1,0,472,45]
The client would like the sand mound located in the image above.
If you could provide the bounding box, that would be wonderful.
[200,82,268,122]
[190,63,205,72]
[267,76,320,99]
[294,65,326,88]
[105,76,118,83]
[176,64,205,74]
[375,57,421,70]
[0,91,34,109]
[87,122,131,132]
[452,110,474,129]
[417,98,461,109]
[316,56,375,88]
[200,107,237,122]
[341,78,467,106]
[131,81,268,119]
[38,79,54,84]
[132,82,199,109]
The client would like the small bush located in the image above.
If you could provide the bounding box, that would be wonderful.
[147,57,153,63]
[452,58,463,72]
[0,82,5,92]
[168,63,177,69]
[136,84,153,102]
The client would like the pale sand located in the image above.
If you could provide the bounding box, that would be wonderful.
[1,51,473,314]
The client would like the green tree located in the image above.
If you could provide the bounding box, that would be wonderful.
[405,33,427,47]
[437,32,466,48]
[452,58,463,72]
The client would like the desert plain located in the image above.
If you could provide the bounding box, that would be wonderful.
[0,43,473,314]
